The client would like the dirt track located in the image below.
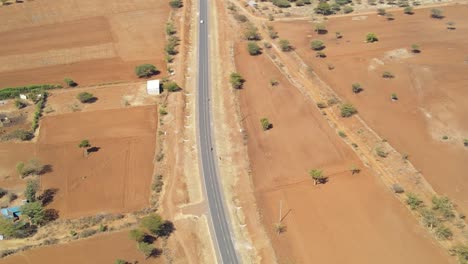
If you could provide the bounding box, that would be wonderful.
[274,4,468,214]
[235,43,451,263]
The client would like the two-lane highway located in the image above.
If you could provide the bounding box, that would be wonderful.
[196,0,240,263]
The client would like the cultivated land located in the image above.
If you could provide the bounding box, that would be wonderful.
[274,4,468,213]
[235,43,451,263]
[37,106,157,218]
[0,230,161,264]
[0,0,169,87]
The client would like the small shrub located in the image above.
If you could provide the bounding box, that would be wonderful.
[229,72,244,89]
[421,209,439,229]
[432,196,455,219]
[163,81,180,92]
[442,135,448,140]
[411,44,420,53]
[446,21,456,30]
[430,8,443,19]
[377,8,386,15]
[7,129,33,141]
[77,92,95,103]
[404,6,413,14]
[234,14,248,22]
[327,97,338,105]
[386,13,394,21]
[296,0,304,6]
[335,32,343,39]
[129,229,146,242]
[247,42,261,55]
[135,64,158,78]
[159,107,168,116]
[391,93,398,101]
[78,139,90,148]
[449,244,468,264]
[14,99,27,109]
[375,147,388,158]
[338,130,346,138]
[17,159,44,178]
[315,2,333,15]
[309,169,327,185]
[115,260,128,264]
[79,229,97,238]
[350,165,360,175]
[340,103,357,117]
[435,225,453,240]
[382,71,394,78]
[315,51,326,58]
[314,23,327,34]
[244,23,261,41]
[263,42,272,49]
[138,242,155,258]
[0,188,7,198]
[270,79,279,86]
[260,118,272,131]
[317,102,327,108]
[464,139,468,147]
[366,33,378,43]
[310,40,325,50]
[343,6,353,14]
[152,175,164,193]
[272,0,291,7]
[392,183,405,193]
[169,0,182,8]
[279,39,292,51]
[64,78,77,87]
[406,193,424,210]
[165,22,177,35]
[352,83,363,93]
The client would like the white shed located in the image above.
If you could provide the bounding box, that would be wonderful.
[146,80,160,95]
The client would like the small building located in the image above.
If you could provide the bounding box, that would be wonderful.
[146,80,161,95]
[1,206,21,220]
[248,0,257,7]
[19,94,27,100]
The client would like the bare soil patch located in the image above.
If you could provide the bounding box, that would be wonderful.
[37,106,157,218]
[235,43,450,263]
[274,4,468,213]
[0,0,169,87]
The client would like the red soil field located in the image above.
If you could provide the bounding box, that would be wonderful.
[36,106,157,218]
[235,44,450,263]
[274,5,468,214]
[0,230,161,264]
[0,142,37,189]
[0,0,169,87]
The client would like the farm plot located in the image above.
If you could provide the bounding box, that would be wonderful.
[273,5,468,213]
[0,230,162,264]
[235,43,450,263]
[0,0,169,87]
[36,105,158,218]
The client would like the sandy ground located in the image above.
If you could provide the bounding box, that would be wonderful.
[0,230,162,264]
[36,106,157,218]
[234,42,452,263]
[274,4,468,214]
[0,0,169,87]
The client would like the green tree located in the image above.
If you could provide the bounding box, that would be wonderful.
[169,0,182,8]
[366,33,378,43]
[135,64,158,78]
[77,92,95,103]
[247,42,261,55]
[129,229,146,242]
[382,71,394,78]
[272,0,291,7]
[165,22,176,35]
[16,159,44,178]
[244,23,261,40]
[21,201,46,226]
[138,242,155,258]
[78,139,90,148]
[430,8,443,19]
[340,103,357,117]
[163,81,180,92]
[229,72,244,89]
[14,98,27,109]
[140,214,163,235]
[64,78,77,87]
[260,118,272,131]
[411,44,420,53]
[315,2,333,15]
[279,39,292,51]
[24,179,39,202]
[309,169,326,185]
[310,40,325,50]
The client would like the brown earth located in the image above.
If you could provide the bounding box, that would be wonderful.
[0,0,169,87]
[0,230,162,264]
[0,142,36,190]
[235,43,451,263]
[36,105,157,218]
[274,4,468,214]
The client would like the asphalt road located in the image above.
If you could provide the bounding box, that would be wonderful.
[197,0,240,263]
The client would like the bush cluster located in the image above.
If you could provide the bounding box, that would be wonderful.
[0,84,61,100]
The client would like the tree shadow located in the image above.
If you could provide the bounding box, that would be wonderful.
[158,221,175,237]
[150,248,163,258]
[87,147,100,153]
[84,97,98,104]
[44,209,59,222]
[143,234,156,244]
[280,209,292,222]
[41,164,53,174]
[38,188,58,206]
